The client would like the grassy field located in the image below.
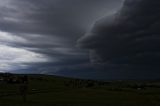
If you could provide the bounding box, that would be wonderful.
[0,74,160,106]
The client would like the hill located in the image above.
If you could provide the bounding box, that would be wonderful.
[0,74,160,106]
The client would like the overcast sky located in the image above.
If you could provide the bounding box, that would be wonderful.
[78,0,160,79]
[0,0,123,74]
[0,0,159,80]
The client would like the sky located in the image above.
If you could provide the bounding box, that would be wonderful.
[0,0,160,80]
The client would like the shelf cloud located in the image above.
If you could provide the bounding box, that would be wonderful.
[0,0,123,74]
[78,0,160,72]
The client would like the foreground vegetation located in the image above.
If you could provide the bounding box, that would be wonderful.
[0,74,160,106]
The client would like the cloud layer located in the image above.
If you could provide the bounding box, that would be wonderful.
[78,0,160,71]
[0,0,123,73]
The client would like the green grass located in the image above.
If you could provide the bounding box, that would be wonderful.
[0,75,160,106]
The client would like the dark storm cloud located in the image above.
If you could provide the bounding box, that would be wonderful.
[0,0,122,36]
[0,0,123,73]
[0,0,122,47]
[78,0,160,70]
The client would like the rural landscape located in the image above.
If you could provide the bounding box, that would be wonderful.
[0,73,160,106]
[0,0,160,105]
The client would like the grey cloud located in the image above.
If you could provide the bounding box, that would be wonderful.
[0,0,123,36]
[0,0,123,74]
[78,0,160,70]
